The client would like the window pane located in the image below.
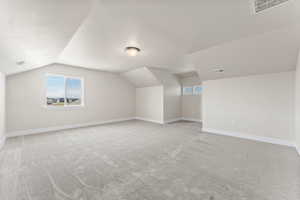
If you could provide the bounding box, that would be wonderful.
[183,87,193,95]
[66,78,82,105]
[193,85,202,95]
[46,76,65,106]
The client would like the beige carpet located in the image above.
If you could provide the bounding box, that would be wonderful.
[0,120,299,200]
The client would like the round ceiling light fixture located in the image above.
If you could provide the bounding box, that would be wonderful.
[16,61,25,65]
[125,46,140,56]
[214,68,225,73]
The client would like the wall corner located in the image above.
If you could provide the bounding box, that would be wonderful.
[0,135,5,151]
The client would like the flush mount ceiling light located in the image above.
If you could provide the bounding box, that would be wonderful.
[214,68,225,73]
[125,46,140,56]
[16,61,25,65]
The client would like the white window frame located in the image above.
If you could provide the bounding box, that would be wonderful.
[193,85,202,95]
[182,86,194,96]
[45,73,85,108]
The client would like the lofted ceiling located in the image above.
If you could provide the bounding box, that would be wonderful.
[121,67,162,88]
[0,0,300,80]
[0,0,92,74]
[186,25,300,80]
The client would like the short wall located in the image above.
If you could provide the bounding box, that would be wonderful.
[202,71,295,143]
[150,69,181,122]
[295,51,300,153]
[6,64,136,136]
[136,86,164,123]
[182,95,201,121]
[0,72,5,149]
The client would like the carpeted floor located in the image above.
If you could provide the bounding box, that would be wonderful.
[0,120,299,200]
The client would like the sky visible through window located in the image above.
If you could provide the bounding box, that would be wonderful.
[46,76,64,98]
[66,78,82,99]
[182,85,202,96]
[46,75,83,106]
[46,76,82,98]
[194,86,202,94]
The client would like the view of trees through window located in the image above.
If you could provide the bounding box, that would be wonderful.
[46,75,83,106]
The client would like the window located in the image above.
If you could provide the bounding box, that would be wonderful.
[46,75,65,106]
[193,85,202,95]
[182,87,193,96]
[182,85,202,96]
[65,78,83,106]
[46,74,83,107]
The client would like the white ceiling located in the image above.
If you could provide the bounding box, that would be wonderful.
[187,25,300,80]
[58,1,185,73]
[121,67,161,88]
[1,0,300,80]
[0,0,92,74]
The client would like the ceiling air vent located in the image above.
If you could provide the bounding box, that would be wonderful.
[254,0,289,13]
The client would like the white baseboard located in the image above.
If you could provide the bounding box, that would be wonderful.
[181,117,202,123]
[6,117,135,138]
[0,135,6,150]
[135,117,164,124]
[136,117,202,124]
[202,128,295,147]
[164,118,182,124]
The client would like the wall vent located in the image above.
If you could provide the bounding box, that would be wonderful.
[254,0,289,13]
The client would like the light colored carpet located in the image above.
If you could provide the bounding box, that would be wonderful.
[0,120,299,200]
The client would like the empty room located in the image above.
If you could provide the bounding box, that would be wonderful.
[0,0,300,199]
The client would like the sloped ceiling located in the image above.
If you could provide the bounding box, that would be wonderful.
[121,67,181,88]
[58,1,185,73]
[187,25,300,80]
[0,0,92,74]
[1,0,300,80]
[175,71,201,86]
[121,67,161,87]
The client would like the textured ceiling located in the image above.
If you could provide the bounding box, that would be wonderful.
[1,0,300,80]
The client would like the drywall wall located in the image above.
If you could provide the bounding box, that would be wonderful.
[182,95,201,121]
[136,86,164,123]
[122,67,181,123]
[0,72,5,148]
[180,76,202,121]
[6,64,135,135]
[163,83,181,122]
[295,52,300,153]
[150,69,181,122]
[202,71,295,144]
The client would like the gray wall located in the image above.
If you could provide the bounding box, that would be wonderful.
[150,69,181,122]
[0,72,5,148]
[295,53,300,152]
[180,76,202,121]
[136,86,164,123]
[202,71,295,142]
[182,95,201,120]
[6,64,136,134]
[122,67,181,123]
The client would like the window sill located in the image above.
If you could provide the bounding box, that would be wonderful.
[43,105,85,110]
